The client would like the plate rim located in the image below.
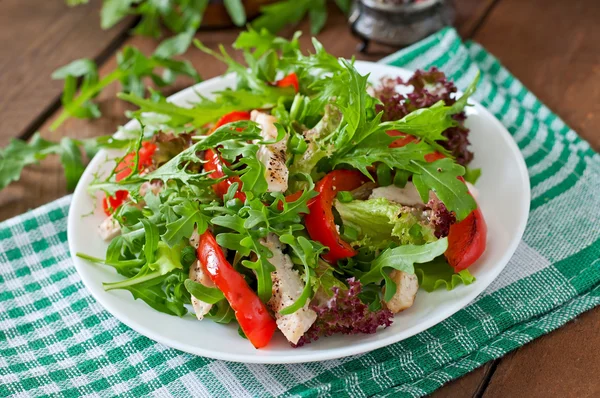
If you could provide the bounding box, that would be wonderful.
[67,60,531,364]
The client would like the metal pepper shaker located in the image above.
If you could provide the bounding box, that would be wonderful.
[349,0,455,53]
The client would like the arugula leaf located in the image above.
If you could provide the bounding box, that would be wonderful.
[104,266,189,317]
[0,133,133,192]
[233,27,299,58]
[451,72,480,114]
[204,301,236,323]
[360,238,448,301]
[184,279,225,304]
[332,140,431,177]
[414,257,476,292]
[308,0,327,35]
[252,0,313,34]
[147,241,184,275]
[223,0,246,26]
[410,158,477,221]
[463,167,482,185]
[241,241,275,303]
[141,219,159,263]
[51,45,200,130]
[100,0,135,29]
[162,199,209,247]
[380,101,457,145]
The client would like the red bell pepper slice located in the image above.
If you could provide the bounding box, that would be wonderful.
[211,111,252,132]
[445,204,487,271]
[305,170,369,264]
[197,231,277,349]
[115,141,157,182]
[102,141,157,216]
[102,190,129,215]
[204,149,247,202]
[276,73,299,92]
[444,176,487,271]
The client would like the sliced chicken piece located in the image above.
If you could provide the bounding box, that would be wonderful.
[369,183,424,207]
[384,270,419,313]
[189,260,216,320]
[139,181,163,197]
[260,233,317,344]
[251,110,288,193]
[189,228,200,249]
[98,215,121,241]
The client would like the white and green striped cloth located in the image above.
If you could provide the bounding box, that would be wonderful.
[1,28,599,397]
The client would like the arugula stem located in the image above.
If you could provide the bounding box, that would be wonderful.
[51,69,126,131]
[103,271,161,291]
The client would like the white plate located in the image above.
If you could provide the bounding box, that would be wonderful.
[68,61,530,364]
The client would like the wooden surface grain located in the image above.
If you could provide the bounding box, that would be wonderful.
[0,0,134,146]
[473,0,600,150]
[0,0,599,396]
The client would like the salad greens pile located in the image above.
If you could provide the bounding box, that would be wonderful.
[5,27,483,348]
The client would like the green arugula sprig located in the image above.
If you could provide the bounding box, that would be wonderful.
[51,44,200,131]
[69,0,351,39]
[0,133,134,191]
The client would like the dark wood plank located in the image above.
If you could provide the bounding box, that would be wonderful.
[0,0,134,146]
[472,0,600,150]
[471,0,600,396]
[430,363,494,398]
[483,306,600,398]
[454,0,500,39]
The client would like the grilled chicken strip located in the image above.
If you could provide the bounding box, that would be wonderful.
[369,183,424,207]
[384,270,419,313]
[98,215,121,241]
[260,233,317,344]
[189,260,215,320]
[251,110,289,193]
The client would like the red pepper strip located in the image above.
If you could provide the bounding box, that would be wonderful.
[211,111,252,133]
[275,191,316,212]
[102,142,157,216]
[204,149,247,202]
[387,130,444,162]
[102,190,129,216]
[276,72,299,92]
[444,176,487,271]
[115,141,157,182]
[305,170,369,264]
[204,111,252,201]
[197,231,277,349]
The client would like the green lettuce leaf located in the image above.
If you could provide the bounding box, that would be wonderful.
[414,257,476,292]
[335,198,437,249]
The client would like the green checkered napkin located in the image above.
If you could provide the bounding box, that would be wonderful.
[1,27,599,397]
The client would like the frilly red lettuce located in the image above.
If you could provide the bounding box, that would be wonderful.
[374,68,474,166]
[293,278,393,347]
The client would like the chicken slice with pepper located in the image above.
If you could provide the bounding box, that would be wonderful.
[260,233,317,345]
[251,110,289,193]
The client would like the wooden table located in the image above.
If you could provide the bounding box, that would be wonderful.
[1,0,598,396]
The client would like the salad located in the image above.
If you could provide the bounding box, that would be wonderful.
[79,29,486,349]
